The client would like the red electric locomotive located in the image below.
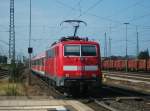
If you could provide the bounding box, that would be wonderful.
[31,36,102,90]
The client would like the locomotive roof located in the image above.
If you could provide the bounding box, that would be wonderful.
[50,36,99,47]
[61,40,99,45]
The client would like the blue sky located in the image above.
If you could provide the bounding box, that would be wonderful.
[0,0,150,57]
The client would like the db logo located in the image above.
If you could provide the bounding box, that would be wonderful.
[77,66,85,70]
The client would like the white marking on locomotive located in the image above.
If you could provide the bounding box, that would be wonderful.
[63,65,98,71]
[63,66,78,71]
[85,65,98,71]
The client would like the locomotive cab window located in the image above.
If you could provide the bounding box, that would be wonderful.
[64,45,80,56]
[81,45,96,56]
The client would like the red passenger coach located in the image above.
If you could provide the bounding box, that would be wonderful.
[31,52,46,76]
[31,37,102,90]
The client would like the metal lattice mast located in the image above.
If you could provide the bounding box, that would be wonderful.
[9,0,15,63]
[136,26,139,58]
[104,32,107,57]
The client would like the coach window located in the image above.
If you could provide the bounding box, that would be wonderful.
[81,45,96,56]
[38,60,40,65]
[41,59,43,65]
[35,60,37,65]
[40,59,42,65]
[39,59,41,65]
[47,50,51,58]
[37,60,38,65]
[47,49,55,58]
[64,45,80,56]
[42,58,44,65]
[52,49,55,57]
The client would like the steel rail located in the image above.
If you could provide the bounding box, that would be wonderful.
[0,69,9,79]
[94,99,119,111]
[103,72,150,82]
[93,96,150,111]
[103,71,150,77]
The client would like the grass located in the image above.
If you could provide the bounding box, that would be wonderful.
[0,80,26,96]
[0,63,26,96]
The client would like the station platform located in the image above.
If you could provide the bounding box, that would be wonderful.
[0,98,94,111]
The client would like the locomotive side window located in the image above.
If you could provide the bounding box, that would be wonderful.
[81,45,96,56]
[64,45,80,56]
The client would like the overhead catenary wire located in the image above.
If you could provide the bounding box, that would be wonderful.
[79,0,103,17]
[55,0,77,11]
[129,12,150,22]
[106,0,143,18]
[54,0,122,25]
[54,0,147,30]
[137,3,150,10]
[77,0,82,17]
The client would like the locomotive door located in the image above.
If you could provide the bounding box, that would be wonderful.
[54,47,58,76]
[80,56,86,77]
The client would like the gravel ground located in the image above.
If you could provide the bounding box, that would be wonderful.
[22,69,65,99]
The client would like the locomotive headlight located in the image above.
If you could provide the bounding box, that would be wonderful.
[92,74,97,78]
[65,73,69,77]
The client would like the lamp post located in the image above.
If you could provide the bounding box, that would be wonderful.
[124,22,129,72]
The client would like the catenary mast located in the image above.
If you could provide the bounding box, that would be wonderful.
[9,0,15,63]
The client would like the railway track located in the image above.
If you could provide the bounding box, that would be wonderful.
[103,71,150,95]
[92,96,150,111]
[0,69,9,79]
[106,71,150,76]
[77,86,150,111]
[52,82,149,111]
[103,71,150,82]
[31,72,150,111]
[78,85,150,111]
[103,71,150,77]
